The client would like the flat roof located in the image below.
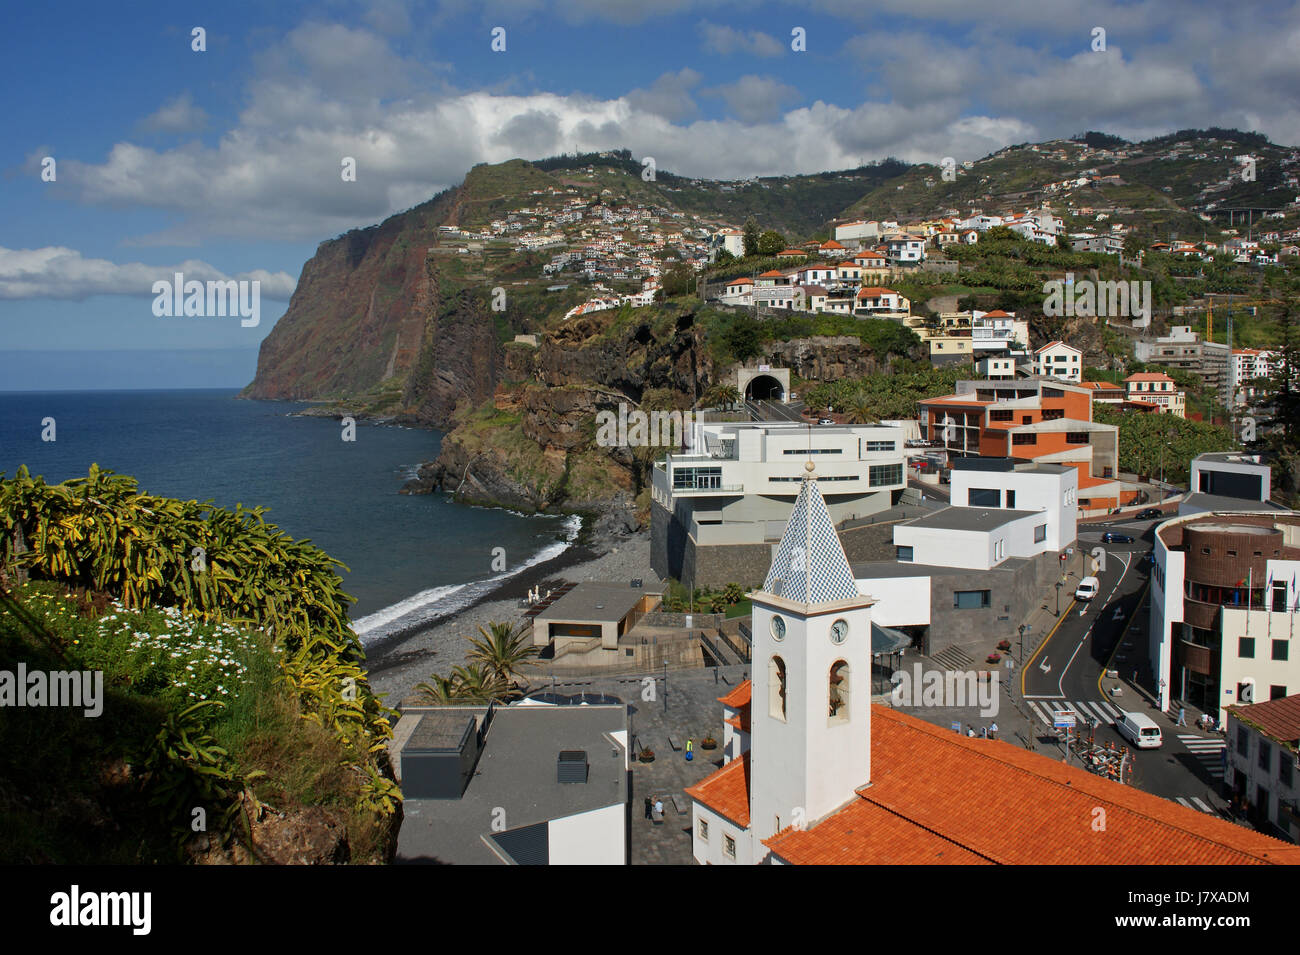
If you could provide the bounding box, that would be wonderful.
[902,506,1040,532]
[852,557,1030,579]
[1194,452,1267,466]
[535,581,655,624]
[397,703,627,865]
[1179,493,1289,515]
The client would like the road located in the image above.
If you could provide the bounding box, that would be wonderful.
[1021,515,1230,816]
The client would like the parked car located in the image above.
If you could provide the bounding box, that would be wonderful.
[818,417,834,425]
[1136,508,1163,520]
[1074,576,1100,601]
[1102,532,1135,543]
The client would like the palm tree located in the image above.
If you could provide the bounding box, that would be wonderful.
[413,673,459,705]
[449,663,509,704]
[845,393,878,425]
[466,620,539,688]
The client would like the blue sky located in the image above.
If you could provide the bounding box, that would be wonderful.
[3,0,1298,389]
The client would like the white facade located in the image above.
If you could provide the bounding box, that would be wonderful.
[1124,374,1185,416]
[1149,511,1300,720]
[547,804,627,865]
[717,229,745,258]
[949,464,1078,553]
[893,509,1047,571]
[1034,342,1083,383]
[1190,453,1272,503]
[976,355,1017,380]
[834,220,881,245]
[854,575,930,628]
[1225,707,1300,842]
[884,234,926,265]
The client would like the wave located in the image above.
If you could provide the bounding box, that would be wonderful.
[351,514,582,646]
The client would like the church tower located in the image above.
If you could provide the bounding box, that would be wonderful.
[748,461,874,856]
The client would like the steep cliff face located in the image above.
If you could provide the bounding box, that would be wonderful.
[244,191,455,402]
[417,309,716,518]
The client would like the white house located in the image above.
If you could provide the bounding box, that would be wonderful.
[854,286,910,316]
[883,234,926,266]
[1124,372,1185,417]
[1034,341,1083,383]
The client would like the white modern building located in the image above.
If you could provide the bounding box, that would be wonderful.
[1230,348,1278,407]
[854,458,1078,656]
[651,421,907,587]
[1148,509,1300,723]
[883,234,927,266]
[1185,452,1274,514]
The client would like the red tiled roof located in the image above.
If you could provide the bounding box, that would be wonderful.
[762,707,1300,865]
[758,270,786,277]
[857,286,898,296]
[686,753,750,828]
[1125,372,1174,382]
[1228,695,1300,748]
[820,240,846,249]
[718,680,752,709]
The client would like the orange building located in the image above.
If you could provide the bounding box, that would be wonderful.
[918,378,1136,511]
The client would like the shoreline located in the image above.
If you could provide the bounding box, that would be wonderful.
[363,528,659,707]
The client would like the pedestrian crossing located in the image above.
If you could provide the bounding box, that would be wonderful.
[1177,733,1226,780]
[1175,796,1216,814]
[1025,698,1123,727]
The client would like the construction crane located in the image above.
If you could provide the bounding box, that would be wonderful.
[1202,296,1284,343]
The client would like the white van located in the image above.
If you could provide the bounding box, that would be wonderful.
[1116,712,1163,749]
[1074,576,1099,601]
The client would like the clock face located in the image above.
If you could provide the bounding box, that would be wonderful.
[770,615,786,641]
[830,619,849,645]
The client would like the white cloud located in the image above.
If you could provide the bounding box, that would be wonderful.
[699,22,783,57]
[626,68,702,122]
[0,247,296,302]
[140,92,209,134]
[705,75,802,124]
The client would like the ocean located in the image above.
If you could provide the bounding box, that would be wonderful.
[0,389,576,644]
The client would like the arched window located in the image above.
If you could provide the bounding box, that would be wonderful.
[829,660,850,722]
[769,656,787,721]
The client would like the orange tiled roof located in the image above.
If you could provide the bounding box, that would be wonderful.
[763,707,1300,865]
[1227,695,1300,747]
[1125,372,1174,382]
[857,286,898,296]
[685,753,750,828]
[718,680,752,708]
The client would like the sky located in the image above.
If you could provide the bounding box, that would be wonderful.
[2,0,1299,390]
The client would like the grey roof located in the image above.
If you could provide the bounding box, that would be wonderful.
[405,712,476,752]
[902,506,1040,532]
[762,468,862,604]
[536,582,654,624]
[1194,452,1266,465]
[1178,493,1290,516]
[852,557,1030,579]
[396,703,627,865]
[871,622,912,655]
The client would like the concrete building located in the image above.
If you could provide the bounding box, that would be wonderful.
[650,421,906,588]
[1124,372,1186,417]
[853,458,1077,657]
[1034,341,1083,383]
[530,581,661,652]
[395,703,628,864]
[1134,327,1229,394]
[1224,695,1300,842]
[1187,452,1274,511]
[686,471,1299,865]
[918,379,1129,511]
[1148,510,1300,722]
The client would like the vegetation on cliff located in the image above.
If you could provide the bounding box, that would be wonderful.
[0,466,399,863]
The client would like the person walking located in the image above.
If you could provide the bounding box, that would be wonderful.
[1177,706,1187,727]
[989,722,998,740]
[685,738,694,761]
[980,726,987,739]
[644,795,653,820]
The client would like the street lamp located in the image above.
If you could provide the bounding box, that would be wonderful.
[1055,580,1063,617]
[1018,623,1027,664]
